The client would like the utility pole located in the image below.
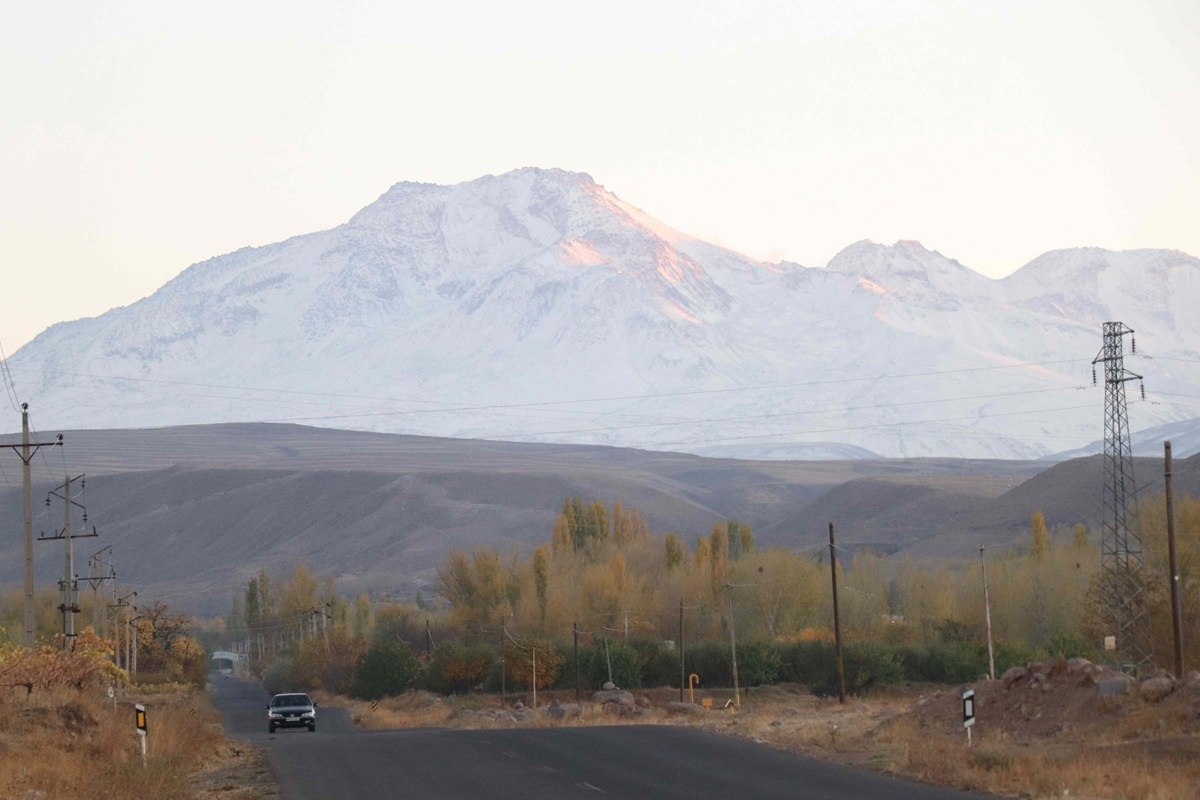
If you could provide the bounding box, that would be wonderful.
[87,546,115,636]
[110,591,137,673]
[500,619,507,709]
[1165,441,1186,679]
[38,474,95,648]
[829,522,847,704]
[573,622,580,703]
[678,598,685,703]
[1,404,63,648]
[603,627,613,686]
[725,584,741,709]
[130,615,143,676]
[980,546,996,680]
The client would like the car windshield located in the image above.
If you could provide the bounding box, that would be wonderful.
[272,694,311,707]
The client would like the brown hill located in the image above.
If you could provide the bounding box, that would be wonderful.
[7,422,1159,614]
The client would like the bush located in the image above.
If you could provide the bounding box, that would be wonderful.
[779,641,833,685]
[351,641,421,700]
[629,640,678,688]
[425,644,495,694]
[737,641,783,688]
[685,641,733,687]
[501,639,563,691]
[796,641,905,696]
[1045,633,1093,660]
[902,642,985,684]
[262,656,299,695]
[584,641,644,689]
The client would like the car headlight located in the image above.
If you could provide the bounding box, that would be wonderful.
[268,712,282,718]
[301,710,315,717]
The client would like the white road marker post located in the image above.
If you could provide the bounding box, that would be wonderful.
[135,703,148,767]
[962,689,976,748]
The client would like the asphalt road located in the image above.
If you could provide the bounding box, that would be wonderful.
[210,676,993,800]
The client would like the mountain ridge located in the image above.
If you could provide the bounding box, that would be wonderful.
[8,167,1200,460]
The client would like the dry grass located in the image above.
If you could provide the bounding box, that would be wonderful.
[0,684,270,800]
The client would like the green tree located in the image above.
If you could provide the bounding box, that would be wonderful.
[533,546,549,627]
[351,641,421,700]
[244,577,261,633]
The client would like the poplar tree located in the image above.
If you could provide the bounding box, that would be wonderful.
[1032,511,1048,560]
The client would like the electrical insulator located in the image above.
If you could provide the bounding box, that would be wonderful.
[1092,367,1097,386]
[1141,383,1146,401]
[1131,336,1136,354]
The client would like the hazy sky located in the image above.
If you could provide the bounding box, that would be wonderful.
[2,0,1197,352]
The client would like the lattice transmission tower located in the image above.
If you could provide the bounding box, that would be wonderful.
[1092,321,1153,672]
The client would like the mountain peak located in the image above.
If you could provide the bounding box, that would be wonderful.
[9,171,1200,462]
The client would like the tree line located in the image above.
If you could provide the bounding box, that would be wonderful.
[225,493,1200,699]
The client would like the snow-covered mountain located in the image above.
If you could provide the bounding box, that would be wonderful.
[8,167,1200,459]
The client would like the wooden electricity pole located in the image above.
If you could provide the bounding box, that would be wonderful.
[980,546,996,680]
[1165,441,1185,679]
[829,522,847,704]
[726,584,741,709]
[678,598,685,703]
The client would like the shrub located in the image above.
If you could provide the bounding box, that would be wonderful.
[737,641,783,688]
[685,641,733,687]
[902,642,985,684]
[425,644,495,694]
[351,641,421,700]
[262,656,298,695]
[584,641,644,689]
[1046,633,1093,660]
[779,641,833,685]
[501,639,563,691]
[629,640,678,688]
[800,641,905,696]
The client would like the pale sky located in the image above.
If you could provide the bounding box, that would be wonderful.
[2,0,1198,352]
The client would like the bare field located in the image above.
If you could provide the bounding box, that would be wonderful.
[0,685,274,800]
[321,678,1200,800]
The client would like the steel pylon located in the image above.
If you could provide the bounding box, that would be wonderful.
[1092,321,1153,673]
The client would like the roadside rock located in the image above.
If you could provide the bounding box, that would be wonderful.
[1139,676,1176,703]
[1184,671,1200,687]
[1002,666,1027,689]
[542,700,582,720]
[1097,675,1134,697]
[666,701,705,716]
[1029,655,1068,678]
[592,689,636,709]
[1067,657,1093,674]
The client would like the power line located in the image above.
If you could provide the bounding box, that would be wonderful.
[9,357,1090,422]
[0,337,21,412]
[623,402,1098,449]
[491,386,1091,441]
[246,358,1094,424]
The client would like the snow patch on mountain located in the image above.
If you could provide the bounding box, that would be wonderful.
[8,168,1200,460]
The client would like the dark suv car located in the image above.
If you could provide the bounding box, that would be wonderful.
[267,692,318,732]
